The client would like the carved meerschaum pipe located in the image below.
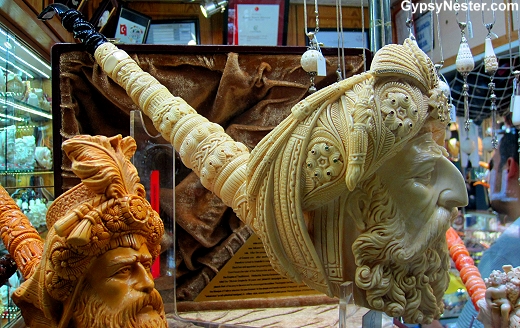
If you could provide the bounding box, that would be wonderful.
[39,4,252,220]
[38,3,353,298]
[38,4,107,55]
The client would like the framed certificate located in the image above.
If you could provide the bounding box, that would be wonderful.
[145,19,200,45]
[308,28,369,49]
[114,7,152,44]
[415,12,433,53]
[226,0,289,46]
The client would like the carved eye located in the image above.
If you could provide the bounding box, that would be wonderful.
[143,261,152,271]
[415,172,433,185]
[114,266,132,277]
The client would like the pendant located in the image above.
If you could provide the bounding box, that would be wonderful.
[456,22,474,131]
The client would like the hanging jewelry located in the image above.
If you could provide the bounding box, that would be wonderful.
[508,0,520,127]
[433,0,455,122]
[455,14,474,131]
[360,0,367,72]
[335,0,345,81]
[301,0,325,93]
[406,14,415,40]
[482,1,499,148]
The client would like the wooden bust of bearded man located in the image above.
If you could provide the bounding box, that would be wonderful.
[0,135,166,328]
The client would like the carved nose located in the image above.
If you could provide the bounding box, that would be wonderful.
[438,158,468,209]
[135,264,155,294]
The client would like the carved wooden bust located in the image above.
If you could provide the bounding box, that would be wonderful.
[0,135,166,328]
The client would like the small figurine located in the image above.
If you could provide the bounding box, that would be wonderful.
[477,265,520,328]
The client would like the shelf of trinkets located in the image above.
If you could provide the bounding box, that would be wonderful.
[1,183,53,232]
[0,272,21,327]
[0,124,53,171]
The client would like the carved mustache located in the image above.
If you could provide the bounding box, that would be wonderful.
[130,289,164,317]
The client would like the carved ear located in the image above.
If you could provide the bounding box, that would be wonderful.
[507,157,519,180]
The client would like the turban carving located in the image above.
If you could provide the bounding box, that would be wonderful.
[0,135,164,327]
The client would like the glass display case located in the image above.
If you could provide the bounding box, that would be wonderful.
[464,210,502,266]
[0,22,53,327]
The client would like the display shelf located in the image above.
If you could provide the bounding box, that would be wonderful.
[0,21,53,328]
[464,210,502,266]
[0,170,53,175]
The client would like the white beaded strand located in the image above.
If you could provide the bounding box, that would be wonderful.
[481,0,499,148]
[455,18,474,131]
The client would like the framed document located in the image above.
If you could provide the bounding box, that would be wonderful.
[90,0,120,33]
[415,12,433,53]
[114,7,152,44]
[226,0,289,46]
[308,28,369,49]
[145,19,200,45]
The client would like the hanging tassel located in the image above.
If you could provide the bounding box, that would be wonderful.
[456,22,474,131]
[510,72,518,114]
[484,33,499,148]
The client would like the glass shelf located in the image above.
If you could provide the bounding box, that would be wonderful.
[0,170,53,175]
[0,21,54,328]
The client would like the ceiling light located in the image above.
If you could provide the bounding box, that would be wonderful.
[200,0,228,18]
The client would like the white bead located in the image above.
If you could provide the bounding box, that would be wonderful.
[460,137,476,155]
[482,136,494,152]
[456,42,474,74]
[301,49,321,73]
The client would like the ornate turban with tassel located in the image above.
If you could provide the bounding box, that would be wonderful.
[0,135,164,328]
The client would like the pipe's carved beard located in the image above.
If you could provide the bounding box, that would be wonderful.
[349,178,453,324]
[72,282,167,328]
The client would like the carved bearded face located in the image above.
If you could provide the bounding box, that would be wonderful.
[71,244,167,328]
[349,133,468,324]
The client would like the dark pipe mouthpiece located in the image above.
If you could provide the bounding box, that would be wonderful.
[38,4,108,55]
